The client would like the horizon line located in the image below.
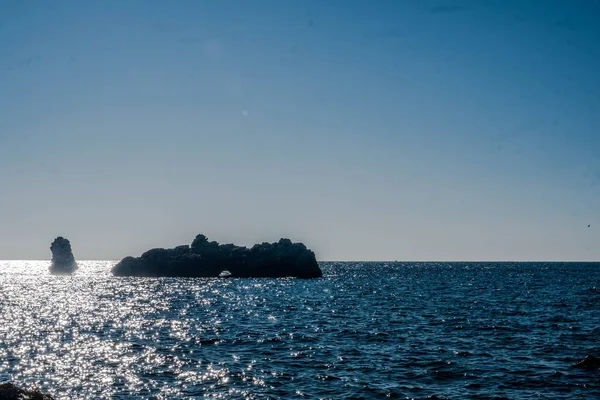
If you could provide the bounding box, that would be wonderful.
[1,259,599,263]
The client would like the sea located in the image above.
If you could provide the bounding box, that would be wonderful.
[0,261,598,399]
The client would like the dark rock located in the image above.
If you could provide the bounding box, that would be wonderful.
[573,355,600,369]
[112,233,322,278]
[0,382,55,400]
[49,237,78,274]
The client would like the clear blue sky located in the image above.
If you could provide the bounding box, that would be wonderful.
[1,0,599,261]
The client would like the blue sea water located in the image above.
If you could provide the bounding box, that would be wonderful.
[0,261,599,399]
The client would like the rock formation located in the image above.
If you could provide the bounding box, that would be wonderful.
[49,236,78,274]
[0,383,54,400]
[574,355,600,369]
[111,233,322,278]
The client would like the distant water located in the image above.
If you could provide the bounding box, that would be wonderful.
[1,261,599,399]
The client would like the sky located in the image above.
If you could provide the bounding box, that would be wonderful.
[0,0,599,261]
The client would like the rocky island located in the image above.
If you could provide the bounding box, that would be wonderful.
[49,236,78,274]
[111,233,322,278]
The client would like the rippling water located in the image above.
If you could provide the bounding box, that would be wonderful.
[1,261,599,399]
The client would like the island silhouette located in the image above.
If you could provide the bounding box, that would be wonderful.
[49,237,78,274]
[111,233,322,278]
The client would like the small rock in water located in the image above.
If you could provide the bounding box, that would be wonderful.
[49,236,78,274]
[573,355,600,369]
[0,382,55,400]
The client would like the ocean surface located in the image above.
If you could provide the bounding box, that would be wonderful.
[0,261,599,399]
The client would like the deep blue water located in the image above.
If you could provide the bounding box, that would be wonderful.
[0,261,599,399]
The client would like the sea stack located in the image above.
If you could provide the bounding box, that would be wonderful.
[112,233,322,278]
[50,236,78,274]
